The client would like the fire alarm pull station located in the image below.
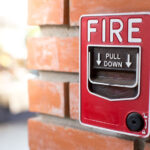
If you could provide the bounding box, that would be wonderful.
[80,12,150,138]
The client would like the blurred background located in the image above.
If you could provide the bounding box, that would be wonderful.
[0,0,38,149]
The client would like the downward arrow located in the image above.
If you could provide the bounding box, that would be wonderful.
[126,54,132,68]
[96,53,101,65]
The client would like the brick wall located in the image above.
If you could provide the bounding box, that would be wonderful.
[27,0,150,149]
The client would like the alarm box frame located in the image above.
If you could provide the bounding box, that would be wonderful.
[79,12,150,138]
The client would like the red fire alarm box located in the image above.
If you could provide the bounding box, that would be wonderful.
[80,12,150,138]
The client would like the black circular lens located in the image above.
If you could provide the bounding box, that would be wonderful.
[126,112,144,132]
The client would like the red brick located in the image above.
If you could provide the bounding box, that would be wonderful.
[28,79,68,117]
[28,119,134,150]
[70,0,150,25]
[28,0,68,25]
[69,83,79,120]
[145,143,150,150]
[27,37,79,72]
